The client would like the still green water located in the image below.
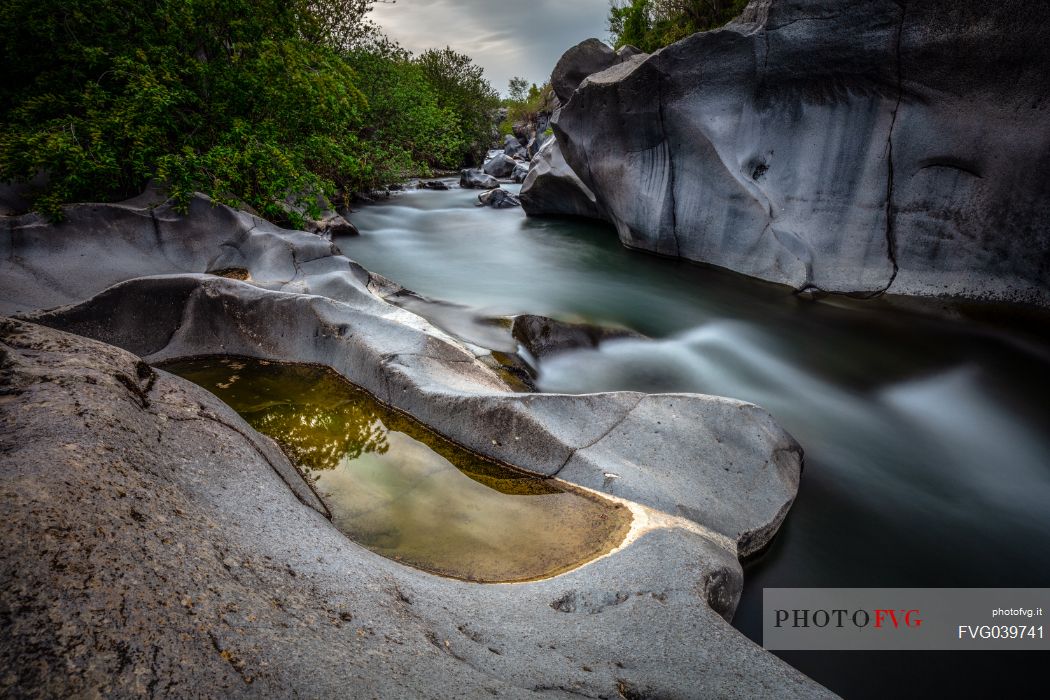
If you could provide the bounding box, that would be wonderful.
[163,357,631,583]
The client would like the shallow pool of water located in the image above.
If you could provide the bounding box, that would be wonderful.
[341,185,1050,698]
[163,357,631,583]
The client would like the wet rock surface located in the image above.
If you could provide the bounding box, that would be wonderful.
[482,152,519,179]
[529,0,1050,307]
[459,168,500,189]
[0,193,826,696]
[512,161,530,183]
[512,314,644,360]
[477,188,521,209]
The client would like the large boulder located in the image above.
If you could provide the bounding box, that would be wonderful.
[482,153,518,178]
[520,138,603,219]
[540,0,1050,307]
[1,191,805,560]
[459,168,500,189]
[551,38,647,104]
[504,134,527,158]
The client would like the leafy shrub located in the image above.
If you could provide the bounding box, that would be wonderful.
[0,0,498,223]
[499,81,556,138]
[414,48,501,167]
[608,0,749,52]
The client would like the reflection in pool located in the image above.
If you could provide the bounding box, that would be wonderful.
[162,357,631,583]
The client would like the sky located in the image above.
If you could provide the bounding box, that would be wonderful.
[369,0,613,95]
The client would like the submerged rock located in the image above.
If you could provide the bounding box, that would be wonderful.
[419,180,451,191]
[478,188,521,209]
[536,1,1050,307]
[459,168,500,189]
[512,314,643,359]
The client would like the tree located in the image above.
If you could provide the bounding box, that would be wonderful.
[508,76,530,102]
[415,48,500,166]
[0,0,496,221]
[608,0,748,52]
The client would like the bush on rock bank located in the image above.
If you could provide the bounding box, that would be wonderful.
[0,0,500,226]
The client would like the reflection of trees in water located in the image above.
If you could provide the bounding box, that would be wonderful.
[246,401,390,472]
[167,358,393,473]
[166,357,565,496]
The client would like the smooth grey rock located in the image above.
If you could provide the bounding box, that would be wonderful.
[478,188,521,209]
[616,44,644,60]
[558,394,803,558]
[526,129,554,159]
[512,162,530,183]
[544,0,1050,307]
[512,314,643,360]
[551,38,620,104]
[459,168,500,189]
[520,137,603,219]
[419,179,451,191]
[0,193,825,695]
[482,153,518,178]
[0,319,832,698]
[504,134,527,158]
[1,192,802,554]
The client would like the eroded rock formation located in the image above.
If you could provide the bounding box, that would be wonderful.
[0,319,829,697]
[525,0,1050,307]
[0,193,825,696]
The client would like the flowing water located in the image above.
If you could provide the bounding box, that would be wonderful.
[341,184,1050,698]
[162,357,631,583]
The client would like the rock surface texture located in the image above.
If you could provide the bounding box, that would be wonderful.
[520,137,604,219]
[460,168,500,190]
[0,320,829,698]
[0,194,828,696]
[478,188,522,209]
[525,1,1050,307]
[483,152,519,179]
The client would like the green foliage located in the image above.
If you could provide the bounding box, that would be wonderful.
[414,48,501,166]
[0,0,498,222]
[498,82,556,137]
[507,76,530,102]
[608,0,749,52]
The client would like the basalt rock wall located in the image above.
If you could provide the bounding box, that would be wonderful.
[527,0,1050,306]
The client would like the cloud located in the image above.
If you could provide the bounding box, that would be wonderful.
[369,0,611,94]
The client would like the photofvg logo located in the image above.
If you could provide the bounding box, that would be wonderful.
[774,608,923,630]
[763,589,1049,651]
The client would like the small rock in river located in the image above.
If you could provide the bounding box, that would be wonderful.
[477,188,521,209]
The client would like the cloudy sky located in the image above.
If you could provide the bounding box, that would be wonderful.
[370,0,612,95]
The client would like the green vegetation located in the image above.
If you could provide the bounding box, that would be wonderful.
[498,79,556,140]
[0,0,500,224]
[608,0,748,52]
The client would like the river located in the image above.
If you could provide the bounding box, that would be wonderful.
[341,182,1050,699]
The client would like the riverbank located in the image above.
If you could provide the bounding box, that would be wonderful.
[0,191,825,697]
